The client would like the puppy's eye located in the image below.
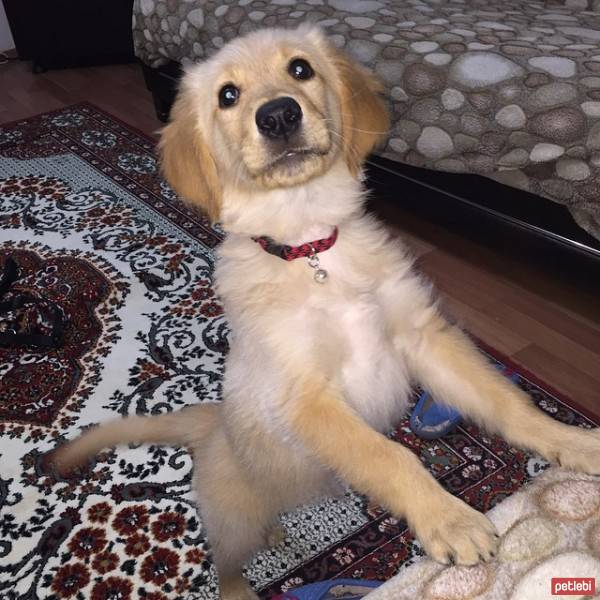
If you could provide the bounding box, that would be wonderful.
[218,84,240,108]
[288,58,314,81]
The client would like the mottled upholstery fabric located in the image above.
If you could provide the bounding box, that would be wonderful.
[133,0,600,240]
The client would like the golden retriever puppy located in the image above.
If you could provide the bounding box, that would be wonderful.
[51,25,600,600]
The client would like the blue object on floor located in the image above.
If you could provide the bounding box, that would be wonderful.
[409,391,463,440]
[274,578,382,600]
[410,366,520,440]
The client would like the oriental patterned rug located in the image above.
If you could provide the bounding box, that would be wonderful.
[0,104,596,600]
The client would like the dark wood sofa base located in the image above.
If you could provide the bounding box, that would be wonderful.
[141,61,181,124]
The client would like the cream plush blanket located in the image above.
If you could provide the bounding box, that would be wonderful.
[365,468,600,600]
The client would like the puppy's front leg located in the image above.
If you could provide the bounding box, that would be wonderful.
[288,379,498,565]
[409,316,600,474]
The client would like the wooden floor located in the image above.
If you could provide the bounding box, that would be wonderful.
[1,58,599,416]
[0,59,161,136]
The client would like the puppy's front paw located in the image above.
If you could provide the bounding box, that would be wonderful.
[410,493,498,566]
[551,428,600,475]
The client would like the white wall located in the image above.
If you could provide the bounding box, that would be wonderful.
[0,2,15,52]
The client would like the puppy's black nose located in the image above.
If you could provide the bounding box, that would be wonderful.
[255,97,302,140]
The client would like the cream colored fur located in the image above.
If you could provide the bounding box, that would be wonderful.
[51,26,600,600]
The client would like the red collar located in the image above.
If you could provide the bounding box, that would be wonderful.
[252,227,338,261]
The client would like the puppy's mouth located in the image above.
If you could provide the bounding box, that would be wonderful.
[266,147,328,171]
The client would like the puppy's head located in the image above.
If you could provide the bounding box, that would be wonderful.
[159,26,389,222]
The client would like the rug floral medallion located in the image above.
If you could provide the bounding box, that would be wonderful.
[0,104,596,600]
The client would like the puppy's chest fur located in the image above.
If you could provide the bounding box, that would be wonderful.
[323,293,410,431]
[216,227,417,434]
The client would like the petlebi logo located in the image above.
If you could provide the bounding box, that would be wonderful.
[551,577,596,596]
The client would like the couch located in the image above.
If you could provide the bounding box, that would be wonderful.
[133,0,600,254]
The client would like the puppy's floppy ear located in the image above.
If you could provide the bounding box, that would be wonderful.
[158,92,222,223]
[332,49,390,176]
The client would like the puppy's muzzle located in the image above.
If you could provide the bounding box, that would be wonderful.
[255,97,302,141]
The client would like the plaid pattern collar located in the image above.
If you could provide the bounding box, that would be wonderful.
[252,227,339,261]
